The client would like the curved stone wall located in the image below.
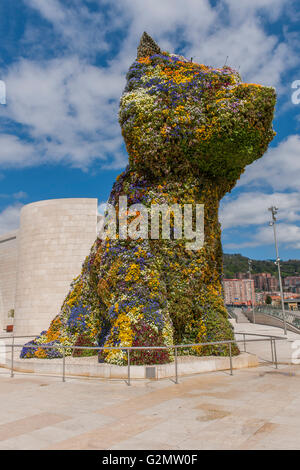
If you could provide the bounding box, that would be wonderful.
[14,199,97,336]
[0,231,18,332]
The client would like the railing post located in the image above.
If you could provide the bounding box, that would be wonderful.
[273,338,278,369]
[175,346,178,384]
[243,333,246,352]
[229,342,233,376]
[10,336,14,378]
[62,347,65,382]
[270,336,274,365]
[127,349,131,386]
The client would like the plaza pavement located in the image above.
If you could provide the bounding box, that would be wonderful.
[0,322,300,450]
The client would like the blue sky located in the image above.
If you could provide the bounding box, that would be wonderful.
[0,0,300,261]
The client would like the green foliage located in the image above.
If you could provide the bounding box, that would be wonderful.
[223,253,300,278]
[265,295,272,305]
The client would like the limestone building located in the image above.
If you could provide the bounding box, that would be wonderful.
[0,231,18,331]
[0,198,98,336]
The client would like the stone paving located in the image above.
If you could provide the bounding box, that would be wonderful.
[0,323,300,450]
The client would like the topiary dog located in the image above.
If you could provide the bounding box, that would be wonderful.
[21,33,276,364]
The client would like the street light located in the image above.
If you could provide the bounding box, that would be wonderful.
[268,206,287,336]
[248,259,256,323]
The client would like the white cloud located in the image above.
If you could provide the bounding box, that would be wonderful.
[187,18,292,87]
[221,133,300,251]
[13,191,27,200]
[26,0,65,23]
[1,57,126,168]
[0,191,27,200]
[0,80,6,105]
[225,223,300,249]
[24,0,111,57]
[0,134,38,167]
[224,0,289,22]
[238,134,300,191]
[220,191,300,229]
[0,203,22,235]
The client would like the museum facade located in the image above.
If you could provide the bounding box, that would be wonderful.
[0,198,98,336]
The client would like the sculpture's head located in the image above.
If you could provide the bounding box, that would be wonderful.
[119,33,276,182]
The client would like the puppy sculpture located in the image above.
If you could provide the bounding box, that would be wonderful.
[21,33,276,364]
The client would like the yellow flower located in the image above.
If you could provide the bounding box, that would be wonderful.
[125,263,141,282]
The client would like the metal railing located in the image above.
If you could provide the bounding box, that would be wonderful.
[0,332,286,385]
[250,306,300,332]
[256,305,300,316]
[226,307,238,321]
[235,331,281,369]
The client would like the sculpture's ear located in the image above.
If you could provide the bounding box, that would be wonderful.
[137,32,161,59]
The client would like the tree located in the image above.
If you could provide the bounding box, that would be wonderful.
[265,295,272,305]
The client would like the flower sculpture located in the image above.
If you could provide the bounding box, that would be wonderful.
[21,33,276,365]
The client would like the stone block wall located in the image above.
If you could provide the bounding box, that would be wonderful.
[13,198,98,336]
[0,231,18,332]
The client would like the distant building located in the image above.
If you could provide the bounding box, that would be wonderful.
[262,293,300,309]
[268,294,281,307]
[252,273,278,292]
[284,276,300,293]
[284,276,300,287]
[234,272,278,292]
[223,279,255,306]
[284,297,300,310]
[235,272,249,280]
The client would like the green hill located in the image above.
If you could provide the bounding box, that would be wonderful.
[223,253,300,279]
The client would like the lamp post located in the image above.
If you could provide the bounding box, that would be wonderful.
[248,259,256,323]
[268,206,287,336]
